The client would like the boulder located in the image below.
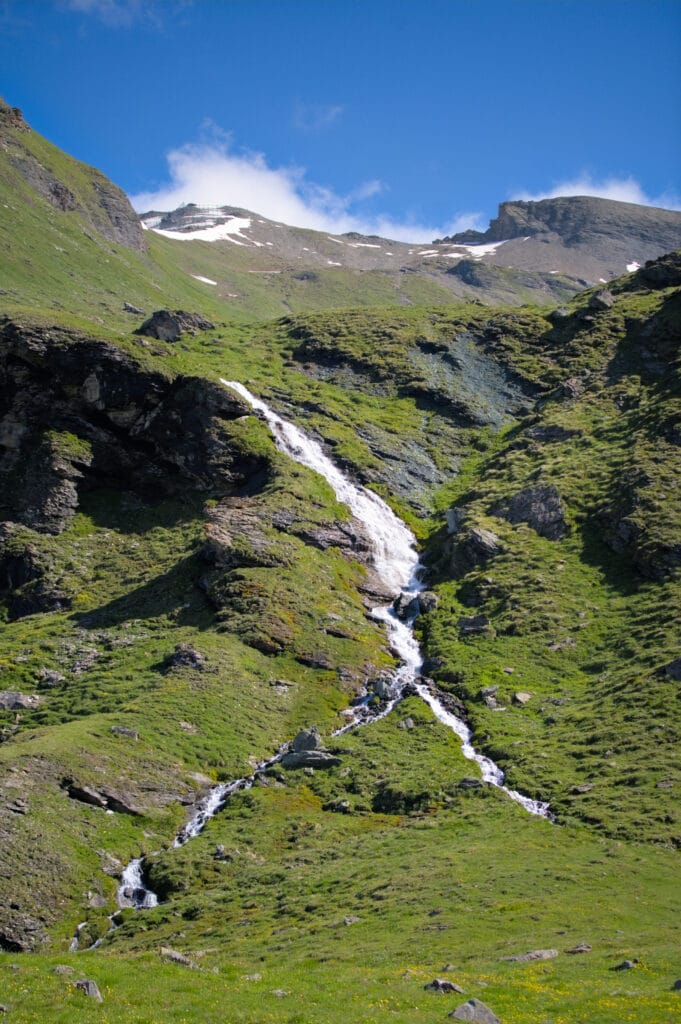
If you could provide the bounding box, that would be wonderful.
[135,310,215,342]
[449,998,502,1023]
[280,750,341,770]
[513,691,532,705]
[393,592,420,620]
[565,943,592,954]
[418,590,439,614]
[588,288,615,311]
[0,691,41,710]
[449,527,502,576]
[292,727,322,752]
[493,484,567,540]
[66,783,108,809]
[74,980,103,1002]
[159,946,199,969]
[110,725,140,740]
[123,302,144,314]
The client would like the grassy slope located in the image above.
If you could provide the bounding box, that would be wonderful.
[0,110,679,1022]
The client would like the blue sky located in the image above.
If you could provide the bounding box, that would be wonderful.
[2,0,680,240]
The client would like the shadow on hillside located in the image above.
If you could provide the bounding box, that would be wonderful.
[578,523,642,598]
[79,488,204,536]
[72,552,213,630]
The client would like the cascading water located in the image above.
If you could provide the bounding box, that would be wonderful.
[222,381,550,818]
[72,379,549,950]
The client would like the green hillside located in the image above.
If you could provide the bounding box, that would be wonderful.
[0,102,680,1024]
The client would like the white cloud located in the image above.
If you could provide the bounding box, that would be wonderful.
[513,174,681,211]
[130,138,483,243]
[61,0,187,27]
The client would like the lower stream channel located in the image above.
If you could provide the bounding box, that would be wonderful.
[72,381,549,950]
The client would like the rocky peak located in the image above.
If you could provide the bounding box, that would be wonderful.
[444,195,681,250]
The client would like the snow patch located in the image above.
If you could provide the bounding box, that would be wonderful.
[627,261,641,272]
[153,216,254,244]
[327,260,342,266]
[191,274,217,285]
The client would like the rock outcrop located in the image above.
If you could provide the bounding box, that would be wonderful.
[135,310,215,342]
[492,484,568,540]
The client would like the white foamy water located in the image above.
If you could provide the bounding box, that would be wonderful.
[221,380,417,594]
[223,381,550,819]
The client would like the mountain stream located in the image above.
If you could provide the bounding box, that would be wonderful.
[72,381,549,949]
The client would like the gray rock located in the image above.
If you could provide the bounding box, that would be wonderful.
[493,484,567,540]
[110,725,140,740]
[160,946,198,969]
[449,997,502,1022]
[565,943,592,954]
[397,717,415,731]
[571,783,594,794]
[66,783,108,809]
[459,777,484,790]
[393,592,420,619]
[135,309,215,342]
[672,979,681,991]
[0,691,41,710]
[513,691,532,705]
[37,668,65,688]
[123,302,144,314]
[164,643,206,672]
[589,288,615,311]
[612,959,638,971]
[292,727,322,752]
[74,979,103,1002]
[325,799,351,813]
[343,915,360,925]
[372,677,392,700]
[281,750,340,770]
[446,507,468,535]
[52,964,74,975]
[418,590,439,614]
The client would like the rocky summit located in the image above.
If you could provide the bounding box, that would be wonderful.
[0,97,679,1024]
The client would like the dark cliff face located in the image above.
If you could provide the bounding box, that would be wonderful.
[0,97,146,252]
[0,318,270,535]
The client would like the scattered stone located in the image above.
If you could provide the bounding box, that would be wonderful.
[0,691,40,710]
[243,973,262,981]
[272,989,289,997]
[110,726,139,740]
[343,915,360,926]
[88,894,108,909]
[449,997,502,1022]
[565,943,592,954]
[397,717,415,731]
[98,850,123,877]
[571,783,593,794]
[459,777,483,790]
[37,668,64,688]
[123,302,144,314]
[442,964,455,972]
[164,643,206,672]
[501,949,558,962]
[74,979,103,1002]
[502,667,514,675]
[159,946,198,969]
[135,310,215,342]
[672,979,681,991]
[7,798,28,814]
[612,959,639,971]
[449,527,502,576]
[513,691,532,705]
[178,721,197,733]
[52,964,74,975]
[424,978,464,994]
